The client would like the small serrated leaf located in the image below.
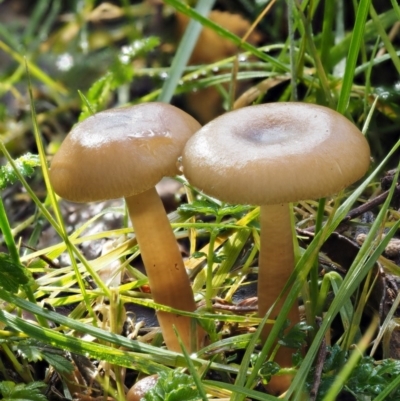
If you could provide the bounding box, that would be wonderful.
[78,74,113,121]
[218,204,253,216]
[167,387,199,401]
[191,251,207,259]
[178,200,219,216]
[16,341,74,375]
[278,322,311,349]
[0,153,40,190]
[112,37,160,87]
[0,253,31,293]
[41,351,74,374]
[16,343,42,362]
[0,381,46,401]
[258,361,280,382]
[144,371,200,401]
[0,382,15,397]
[78,37,160,122]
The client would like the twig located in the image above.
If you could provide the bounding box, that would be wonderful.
[309,318,327,401]
[342,184,400,223]
[212,297,258,313]
[304,184,400,233]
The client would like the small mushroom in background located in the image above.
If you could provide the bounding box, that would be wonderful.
[174,10,262,124]
[182,102,370,393]
[50,102,204,353]
[126,374,159,401]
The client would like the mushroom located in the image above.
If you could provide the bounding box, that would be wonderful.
[126,374,159,401]
[182,102,370,392]
[50,102,203,352]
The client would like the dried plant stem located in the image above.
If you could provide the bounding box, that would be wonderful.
[126,187,202,353]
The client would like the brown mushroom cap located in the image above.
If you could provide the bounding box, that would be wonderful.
[126,374,159,401]
[182,102,370,205]
[50,103,201,202]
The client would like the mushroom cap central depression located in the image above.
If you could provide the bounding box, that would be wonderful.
[182,103,370,205]
[50,103,201,202]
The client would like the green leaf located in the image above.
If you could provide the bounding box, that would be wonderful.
[78,73,113,121]
[217,204,253,217]
[191,251,208,259]
[323,344,347,373]
[336,0,372,114]
[144,371,200,401]
[0,153,40,190]
[278,322,312,349]
[345,357,400,399]
[178,200,220,216]
[41,351,74,374]
[111,37,160,87]
[16,343,42,361]
[203,380,278,401]
[16,341,74,374]
[258,361,280,382]
[305,347,400,400]
[78,37,160,121]
[0,253,31,293]
[0,381,46,401]
[121,37,159,59]
[179,200,251,217]
[157,0,215,103]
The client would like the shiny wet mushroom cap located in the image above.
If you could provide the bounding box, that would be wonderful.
[126,375,159,401]
[50,103,200,202]
[182,102,370,205]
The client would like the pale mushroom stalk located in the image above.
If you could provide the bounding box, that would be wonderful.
[258,203,299,392]
[125,188,199,352]
[258,203,299,329]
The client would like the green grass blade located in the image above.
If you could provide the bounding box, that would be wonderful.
[24,62,110,314]
[22,0,61,52]
[287,0,297,100]
[329,9,397,69]
[390,0,400,19]
[158,0,215,103]
[336,0,371,114]
[231,314,270,401]
[369,4,400,74]
[175,328,208,401]
[0,41,68,95]
[0,198,20,264]
[320,0,335,72]
[0,288,247,376]
[205,380,277,401]
[210,228,251,297]
[295,2,333,106]
[0,287,183,361]
[0,309,170,375]
[373,372,400,401]
[328,272,359,344]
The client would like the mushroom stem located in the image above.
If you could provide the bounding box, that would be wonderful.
[258,203,299,393]
[125,187,201,353]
